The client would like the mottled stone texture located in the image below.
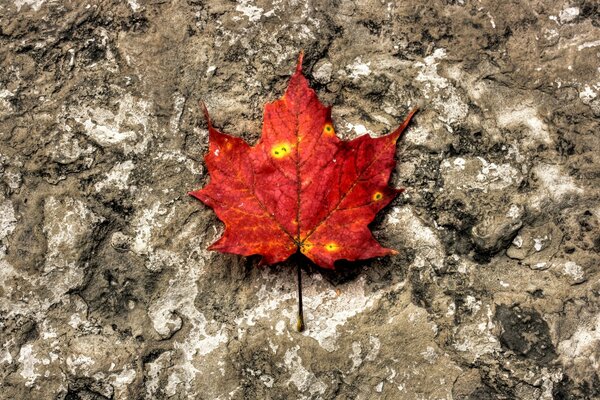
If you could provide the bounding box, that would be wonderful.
[0,0,599,399]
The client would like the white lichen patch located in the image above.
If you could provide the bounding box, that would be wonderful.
[544,28,560,45]
[148,241,227,395]
[110,367,137,399]
[529,163,583,209]
[465,295,482,314]
[313,60,333,84]
[578,40,600,51]
[562,261,586,284]
[475,157,520,191]
[345,122,368,136]
[170,93,186,134]
[366,335,381,361]
[303,276,404,352]
[414,48,469,127]
[487,12,496,29]
[0,89,14,99]
[146,249,184,274]
[0,256,35,319]
[17,344,41,386]
[441,156,521,194]
[127,0,140,12]
[14,0,45,11]
[346,57,371,80]
[69,93,153,153]
[145,352,172,398]
[386,206,444,269]
[3,169,21,190]
[131,202,167,256]
[0,200,17,240]
[235,279,294,332]
[558,6,579,24]
[532,262,549,271]
[420,346,438,364]
[579,84,598,103]
[41,197,103,307]
[149,307,183,339]
[555,313,599,389]
[48,131,96,165]
[0,347,12,365]
[94,160,135,192]
[350,341,362,370]
[260,374,274,388]
[235,0,264,22]
[43,197,103,273]
[533,236,549,252]
[446,302,456,317]
[66,354,95,375]
[453,305,500,362]
[453,157,466,170]
[348,335,380,372]
[0,88,14,116]
[233,268,405,353]
[68,297,94,331]
[65,341,132,399]
[283,346,327,395]
[386,206,439,247]
[558,314,600,368]
[506,204,523,219]
[497,104,551,144]
[402,124,437,147]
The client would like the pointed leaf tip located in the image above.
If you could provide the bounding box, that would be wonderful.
[295,51,304,73]
[200,101,212,130]
[392,107,419,138]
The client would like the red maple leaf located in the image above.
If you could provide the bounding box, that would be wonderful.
[190,54,416,270]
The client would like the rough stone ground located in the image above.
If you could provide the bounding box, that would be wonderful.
[0,0,599,399]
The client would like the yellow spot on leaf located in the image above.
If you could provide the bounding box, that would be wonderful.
[323,123,334,136]
[325,242,338,252]
[271,143,292,159]
[373,191,383,201]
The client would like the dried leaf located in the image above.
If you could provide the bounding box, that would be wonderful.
[191,54,416,269]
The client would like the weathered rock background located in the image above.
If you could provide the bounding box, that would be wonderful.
[1,0,599,398]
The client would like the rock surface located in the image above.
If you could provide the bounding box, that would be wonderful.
[1,0,600,399]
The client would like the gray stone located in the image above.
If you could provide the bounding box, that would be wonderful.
[1,0,600,398]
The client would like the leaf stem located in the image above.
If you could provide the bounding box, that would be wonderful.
[296,261,305,332]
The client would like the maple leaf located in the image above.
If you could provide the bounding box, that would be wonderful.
[190,54,416,270]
